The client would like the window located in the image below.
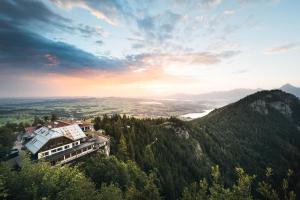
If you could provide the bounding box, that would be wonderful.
[57,147,63,151]
[64,145,69,149]
[44,152,49,156]
[51,149,57,153]
[76,150,82,154]
[73,141,80,146]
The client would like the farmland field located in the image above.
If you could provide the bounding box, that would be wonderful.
[0,97,215,125]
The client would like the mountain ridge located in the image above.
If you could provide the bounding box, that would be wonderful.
[155,89,300,197]
[281,83,300,99]
[169,84,300,104]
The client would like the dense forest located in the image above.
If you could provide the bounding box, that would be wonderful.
[1,90,300,199]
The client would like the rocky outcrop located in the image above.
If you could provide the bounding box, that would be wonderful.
[194,142,203,159]
[250,92,293,118]
[270,101,292,117]
[162,122,189,139]
[250,99,268,115]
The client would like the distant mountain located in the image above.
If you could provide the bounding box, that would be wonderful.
[280,83,300,98]
[170,88,260,105]
[170,83,300,105]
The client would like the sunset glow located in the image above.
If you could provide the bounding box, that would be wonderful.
[0,0,299,97]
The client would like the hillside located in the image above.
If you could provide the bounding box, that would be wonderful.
[86,90,300,199]
[189,90,300,180]
[147,90,300,198]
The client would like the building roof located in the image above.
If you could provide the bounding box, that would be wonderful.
[24,126,36,135]
[53,124,86,141]
[25,124,87,154]
[46,120,93,129]
[46,120,70,129]
[25,127,64,154]
[95,135,109,144]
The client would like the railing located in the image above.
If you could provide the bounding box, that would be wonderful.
[57,147,98,165]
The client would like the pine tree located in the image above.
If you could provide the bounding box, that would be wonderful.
[140,173,161,200]
[0,176,8,200]
[117,134,129,161]
[99,183,122,200]
[93,117,102,131]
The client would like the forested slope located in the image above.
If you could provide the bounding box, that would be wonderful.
[89,90,300,199]
[1,90,299,199]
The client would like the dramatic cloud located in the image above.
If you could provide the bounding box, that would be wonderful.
[0,0,73,33]
[127,50,241,71]
[0,0,107,40]
[0,22,126,73]
[1,0,296,97]
[136,11,184,42]
[0,0,69,25]
[0,0,122,74]
[51,0,132,26]
[264,43,299,55]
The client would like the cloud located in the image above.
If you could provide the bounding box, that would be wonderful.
[0,0,115,76]
[0,0,70,29]
[200,0,223,7]
[237,0,280,4]
[136,11,184,43]
[264,42,299,55]
[0,0,106,39]
[223,9,236,15]
[132,43,145,49]
[95,40,104,45]
[51,0,133,26]
[76,24,106,38]
[0,22,127,73]
[234,69,248,74]
[127,50,241,70]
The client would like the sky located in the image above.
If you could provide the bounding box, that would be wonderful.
[0,0,299,97]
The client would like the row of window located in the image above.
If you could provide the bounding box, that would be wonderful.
[40,141,80,158]
[51,145,94,165]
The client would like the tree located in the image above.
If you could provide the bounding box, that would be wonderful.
[231,167,255,200]
[1,154,99,200]
[50,113,58,122]
[93,117,102,131]
[139,173,161,200]
[181,166,297,200]
[43,116,49,122]
[0,176,8,200]
[99,183,122,200]
[181,180,208,200]
[0,127,16,161]
[117,134,129,161]
[125,186,141,200]
[32,116,44,126]
[143,145,155,172]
